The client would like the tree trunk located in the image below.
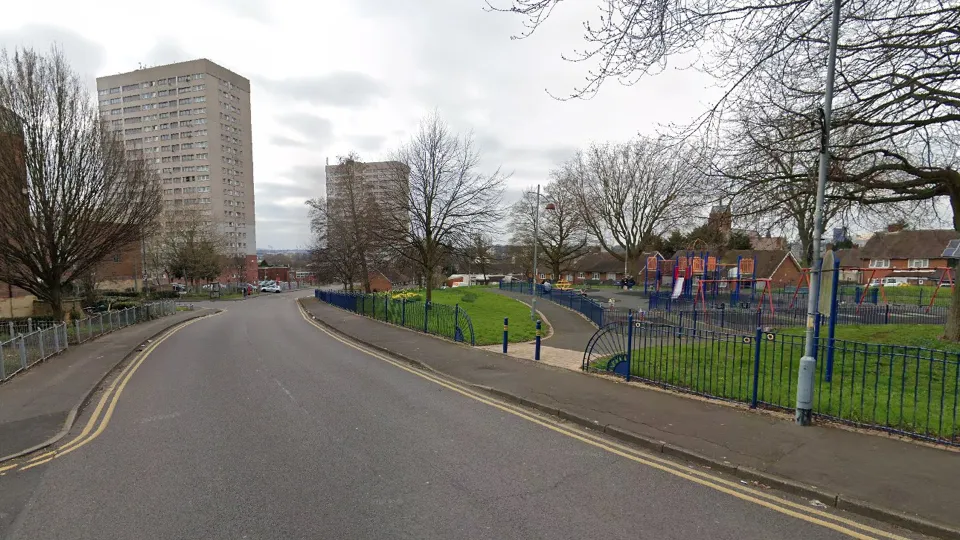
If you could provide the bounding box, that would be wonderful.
[50,282,64,321]
[945,283,960,342]
[425,268,434,302]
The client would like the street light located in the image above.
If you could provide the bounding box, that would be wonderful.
[796,0,842,426]
[529,185,556,321]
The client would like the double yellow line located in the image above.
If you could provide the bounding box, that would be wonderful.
[297,302,909,540]
[0,311,221,475]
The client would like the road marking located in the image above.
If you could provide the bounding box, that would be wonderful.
[2,311,223,474]
[297,303,909,540]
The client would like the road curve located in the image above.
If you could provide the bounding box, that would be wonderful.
[0,293,924,539]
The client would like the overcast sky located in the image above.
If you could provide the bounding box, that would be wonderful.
[1,1,720,249]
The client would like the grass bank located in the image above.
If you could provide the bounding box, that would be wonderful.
[425,287,549,345]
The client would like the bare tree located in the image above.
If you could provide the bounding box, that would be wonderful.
[305,153,383,292]
[510,174,590,279]
[382,112,506,301]
[567,137,702,275]
[464,233,495,279]
[0,47,162,319]
[144,206,225,290]
[489,0,960,338]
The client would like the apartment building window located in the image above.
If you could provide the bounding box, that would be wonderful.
[179,120,192,127]
[123,105,139,113]
[141,81,155,88]
[159,123,170,130]
[196,141,208,149]
[144,114,158,121]
[182,154,195,161]
[125,117,142,124]
[908,259,930,269]
[179,98,192,105]
[177,75,191,83]
[123,137,142,146]
[158,89,170,97]
[196,153,208,160]
[109,87,121,94]
[869,259,891,269]
[143,125,156,132]
[179,110,192,117]
[141,103,157,110]
[110,119,122,127]
[194,96,206,103]
[193,118,206,125]
[194,108,206,114]
[141,92,156,99]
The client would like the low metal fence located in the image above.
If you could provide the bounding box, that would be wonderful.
[583,317,960,446]
[498,280,632,328]
[0,300,178,383]
[315,290,475,345]
[641,303,947,334]
[649,285,952,309]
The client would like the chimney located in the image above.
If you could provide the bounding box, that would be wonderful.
[887,222,906,233]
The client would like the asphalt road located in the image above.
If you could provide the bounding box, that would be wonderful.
[0,293,925,539]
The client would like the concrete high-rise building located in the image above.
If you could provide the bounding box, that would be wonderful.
[96,59,257,283]
[324,159,410,229]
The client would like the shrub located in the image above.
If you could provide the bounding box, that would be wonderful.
[391,291,423,302]
[460,292,478,303]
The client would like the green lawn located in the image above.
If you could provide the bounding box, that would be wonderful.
[425,287,548,345]
[779,324,960,354]
[179,292,245,301]
[351,287,548,346]
[587,324,959,442]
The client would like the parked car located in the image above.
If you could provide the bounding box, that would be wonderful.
[261,284,282,293]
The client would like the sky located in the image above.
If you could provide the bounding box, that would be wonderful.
[0,1,723,249]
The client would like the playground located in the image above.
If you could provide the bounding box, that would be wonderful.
[584,250,959,446]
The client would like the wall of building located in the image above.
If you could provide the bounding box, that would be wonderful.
[769,257,803,288]
[859,257,950,284]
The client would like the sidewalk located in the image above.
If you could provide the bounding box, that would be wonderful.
[491,289,597,351]
[0,309,213,461]
[302,297,960,537]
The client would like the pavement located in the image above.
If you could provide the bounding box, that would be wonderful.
[491,289,597,351]
[0,308,214,461]
[301,296,960,538]
[0,293,932,539]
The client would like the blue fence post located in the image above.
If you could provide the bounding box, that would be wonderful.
[535,320,542,361]
[401,299,406,327]
[826,256,840,382]
[751,326,762,408]
[884,303,890,324]
[384,295,389,322]
[424,301,429,333]
[503,317,508,353]
[454,304,460,341]
[692,309,698,332]
[626,313,635,382]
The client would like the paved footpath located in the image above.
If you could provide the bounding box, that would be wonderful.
[302,297,960,537]
[0,308,214,461]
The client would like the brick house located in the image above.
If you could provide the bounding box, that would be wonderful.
[95,240,144,290]
[834,247,862,283]
[719,250,803,289]
[369,269,414,292]
[557,251,664,284]
[857,229,959,285]
[258,266,290,283]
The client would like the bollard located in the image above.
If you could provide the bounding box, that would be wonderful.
[502,317,508,354]
[534,320,541,361]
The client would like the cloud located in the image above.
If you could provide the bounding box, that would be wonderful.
[204,0,274,22]
[269,135,308,148]
[350,134,387,153]
[281,164,326,189]
[275,113,334,146]
[0,25,105,83]
[143,40,192,67]
[257,72,387,107]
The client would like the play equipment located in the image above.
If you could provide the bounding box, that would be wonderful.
[645,251,760,307]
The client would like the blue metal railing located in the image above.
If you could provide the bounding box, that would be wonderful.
[649,285,952,309]
[582,319,960,446]
[498,280,627,328]
[315,290,475,346]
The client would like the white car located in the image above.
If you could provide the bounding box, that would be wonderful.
[261,284,282,293]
